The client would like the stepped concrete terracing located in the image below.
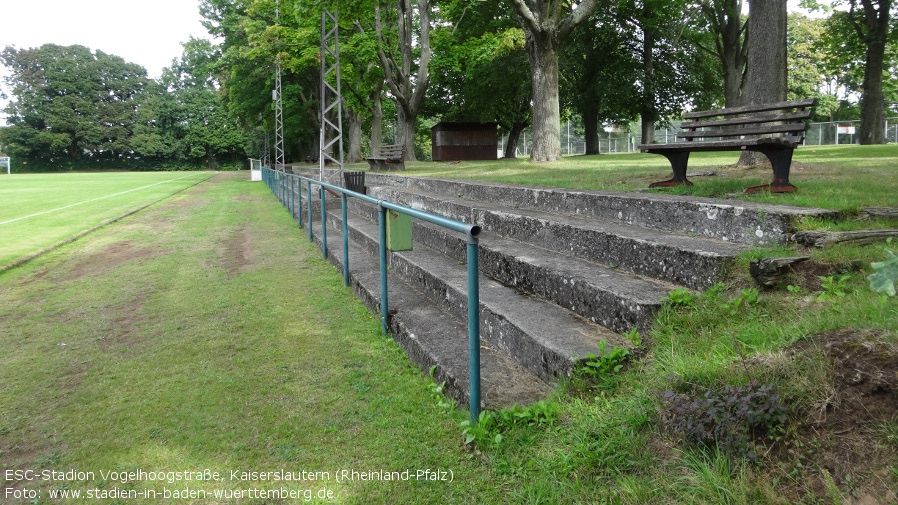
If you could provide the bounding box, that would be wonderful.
[288,167,837,408]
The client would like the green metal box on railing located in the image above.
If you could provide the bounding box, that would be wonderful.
[386,209,413,251]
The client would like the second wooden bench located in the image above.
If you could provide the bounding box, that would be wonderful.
[638,98,816,193]
[366,144,406,171]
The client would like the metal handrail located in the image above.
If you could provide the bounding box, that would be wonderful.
[262,167,483,422]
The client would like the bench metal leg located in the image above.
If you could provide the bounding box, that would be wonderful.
[649,151,692,188]
[745,148,797,194]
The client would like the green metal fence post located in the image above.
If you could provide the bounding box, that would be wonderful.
[307,180,314,241]
[296,176,303,228]
[467,233,481,424]
[378,203,388,335]
[341,192,349,286]
[320,187,328,259]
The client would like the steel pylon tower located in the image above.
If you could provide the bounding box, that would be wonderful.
[319,9,344,180]
[262,129,271,169]
[273,0,285,171]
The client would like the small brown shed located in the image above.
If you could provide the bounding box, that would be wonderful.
[431,122,498,161]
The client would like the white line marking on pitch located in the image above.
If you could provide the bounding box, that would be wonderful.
[0,173,203,226]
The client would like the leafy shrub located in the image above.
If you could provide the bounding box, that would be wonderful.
[659,377,788,459]
[868,246,898,297]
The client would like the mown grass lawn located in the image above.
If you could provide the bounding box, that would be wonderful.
[0,171,212,270]
[345,143,898,216]
[0,173,504,504]
[1,144,897,504]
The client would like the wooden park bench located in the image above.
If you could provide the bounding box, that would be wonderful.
[638,98,816,193]
[366,144,406,171]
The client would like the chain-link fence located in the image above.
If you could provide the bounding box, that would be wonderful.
[502,118,898,157]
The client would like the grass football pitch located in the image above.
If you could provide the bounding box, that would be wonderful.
[0,172,213,270]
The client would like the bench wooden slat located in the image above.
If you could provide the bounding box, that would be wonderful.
[681,110,813,130]
[641,136,803,152]
[683,98,816,120]
[677,123,809,140]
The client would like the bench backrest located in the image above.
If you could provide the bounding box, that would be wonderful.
[378,144,406,160]
[678,98,816,143]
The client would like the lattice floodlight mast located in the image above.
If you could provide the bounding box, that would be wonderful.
[262,129,271,169]
[319,9,344,181]
[273,0,285,172]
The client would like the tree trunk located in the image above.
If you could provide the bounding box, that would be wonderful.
[526,33,562,162]
[583,104,600,155]
[738,0,787,166]
[398,105,416,161]
[640,6,657,145]
[370,84,383,153]
[742,0,787,106]
[859,39,886,144]
[854,0,891,145]
[372,0,432,162]
[510,0,598,163]
[346,106,363,163]
[700,0,746,107]
[504,122,528,158]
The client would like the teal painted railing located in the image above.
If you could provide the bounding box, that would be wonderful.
[262,168,483,422]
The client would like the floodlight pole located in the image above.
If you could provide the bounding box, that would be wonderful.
[319,9,344,182]
[273,0,285,172]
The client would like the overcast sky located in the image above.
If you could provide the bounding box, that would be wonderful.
[0,0,819,125]
[1,0,210,78]
[0,0,211,123]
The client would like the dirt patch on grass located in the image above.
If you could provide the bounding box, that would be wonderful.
[780,329,898,503]
[99,295,149,348]
[217,227,259,278]
[55,242,166,282]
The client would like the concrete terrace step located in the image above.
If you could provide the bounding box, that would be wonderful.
[392,176,839,246]
[347,198,673,335]
[366,185,748,290]
[323,204,628,384]
[285,168,840,409]
[308,224,554,409]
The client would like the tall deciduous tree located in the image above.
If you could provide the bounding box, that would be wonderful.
[427,0,533,157]
[697,0,747,107]
[509,0,598,162]
[743,0,788,105]
[367,0,434,161]
[561,7,640,153]
[844,0,892,144]
[0,44,149,167]
[739,0,788,166]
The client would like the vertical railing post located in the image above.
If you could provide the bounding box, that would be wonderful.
[467,234,481,424]
[378,203,388,335]
[320,187,328,259]
[341,192,349,286]
[307,180,314,241]
[297,176,303,229]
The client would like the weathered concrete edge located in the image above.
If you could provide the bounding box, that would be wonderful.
[291,166,838,246]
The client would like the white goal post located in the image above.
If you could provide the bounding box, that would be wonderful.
[0,156,10,175]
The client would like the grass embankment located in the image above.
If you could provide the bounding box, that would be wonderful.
[1,145,897,504]
[0,172,213,270]
[0,173,503,503]
[356,144,898,219]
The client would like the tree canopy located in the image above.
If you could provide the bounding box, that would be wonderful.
[1,41,250,170]
[2,0,896,172]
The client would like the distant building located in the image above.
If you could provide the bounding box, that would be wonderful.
[431,122,498,161]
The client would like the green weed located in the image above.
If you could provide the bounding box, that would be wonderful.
[817,274,852,301]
